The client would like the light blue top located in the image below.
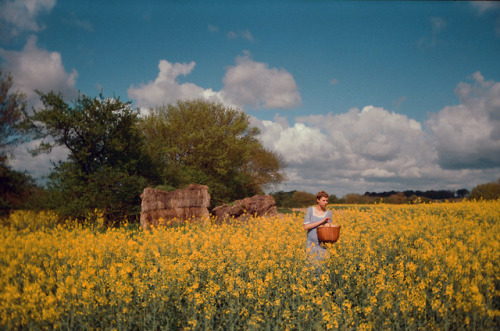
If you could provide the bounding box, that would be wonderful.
[303,206,333,247]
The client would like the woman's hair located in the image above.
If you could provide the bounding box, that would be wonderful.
[316,191,329,201]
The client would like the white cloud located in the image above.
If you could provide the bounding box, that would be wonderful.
[222,54,301,109]
[8,139,68,181]
[0,35,78,110]
[252,73,500,196]
[252,106,439,195]
[426,71,500,169]
[0,0,56,38]
[128,55,301,112]
[0,35,77,179]
[127,59,224,110]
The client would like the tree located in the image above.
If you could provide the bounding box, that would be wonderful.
[28,92,158,224]
[0,69,27,165]
[470,179,500,200]
[140,99,286,205]
[0,69,36,217]
[456,188,470,199]
[328,194,340,204]
[384,192,408,204]
[271,190,296,208]
[0,163,37,217]
[344,193,376,204]
[291,191,316,207]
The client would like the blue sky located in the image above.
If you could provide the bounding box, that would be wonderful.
[1,0,500,197]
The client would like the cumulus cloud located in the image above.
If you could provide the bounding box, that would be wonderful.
[128,55,301,112]
[0,0,56,39]
[127,60,223,110]
[0,35,77,179]
[251,72,500,196]
[426,71,500,169]
[0,35,78,109]
[222,54,301,109]
[252,106,440,195]
[8,139,68,181]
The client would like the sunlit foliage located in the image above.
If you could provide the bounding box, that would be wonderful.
[1,200,498,329]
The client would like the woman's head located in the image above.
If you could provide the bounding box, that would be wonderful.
[316,191,329,210]
[316,191,329,201]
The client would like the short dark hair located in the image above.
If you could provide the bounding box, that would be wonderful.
[316,191,329,200]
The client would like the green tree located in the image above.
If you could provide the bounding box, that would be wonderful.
[384,192,408,204]
[470,179,500,200]
[0,163,37,217]
[140,99,285,206]
[271,190,296,208]
[291,191,316,207]
[0,69,28,165]
[28,92,158,225]
[328,193,340,204]
[456,188,470,199]
[0,69,36,217]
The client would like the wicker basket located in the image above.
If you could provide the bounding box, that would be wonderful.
[317,225,341,243]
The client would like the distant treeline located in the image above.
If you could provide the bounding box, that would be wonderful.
[271,189,463,208]
[363,189,467,200]
[272,180,500,207]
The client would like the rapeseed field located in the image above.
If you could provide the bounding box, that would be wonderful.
[0,200,498,330]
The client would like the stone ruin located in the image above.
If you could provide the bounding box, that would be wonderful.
[211,194,278,222]
[140,184,210,229]
[140,184,278,229]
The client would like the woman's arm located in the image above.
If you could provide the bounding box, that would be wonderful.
[303,207,330,230]
[304,217,330,230]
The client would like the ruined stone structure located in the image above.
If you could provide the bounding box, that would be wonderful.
[211,194,278,221]
[140,184,210,229]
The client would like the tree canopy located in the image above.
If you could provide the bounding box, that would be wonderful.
[27,92,158,224]
[140,99,285,205]
[470,179,500,200]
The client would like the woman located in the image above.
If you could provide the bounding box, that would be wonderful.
[303,191,333,262]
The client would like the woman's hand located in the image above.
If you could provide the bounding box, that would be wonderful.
[304,216,331,230]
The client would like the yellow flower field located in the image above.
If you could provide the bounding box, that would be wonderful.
[0,200,499,330]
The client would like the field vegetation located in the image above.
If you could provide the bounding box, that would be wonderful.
[1,200,498,330]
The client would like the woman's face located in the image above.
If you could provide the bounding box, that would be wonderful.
[317,196,328,209]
